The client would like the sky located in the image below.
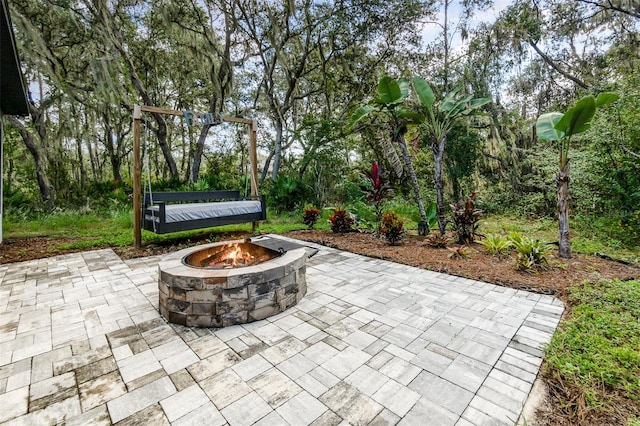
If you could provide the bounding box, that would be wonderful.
[420,0,513,48]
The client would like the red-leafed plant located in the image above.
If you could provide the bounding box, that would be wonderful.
[380,211,405,245]
[302,205,321,229]
[451,192,483,244]
[359,162,393,234]
[329,208,354,233]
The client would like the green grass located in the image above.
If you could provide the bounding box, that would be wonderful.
[544,279,640,421]
[480,214,640,262]
[3,201,639,262]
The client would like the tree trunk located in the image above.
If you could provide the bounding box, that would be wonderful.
[190,123,212,183]
[557,162,571,258]
[433,137,447,235]
[271,120,283,179]
[8,117,54,204]
[393,127,427,222]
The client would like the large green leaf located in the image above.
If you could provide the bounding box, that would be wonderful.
[440,86,463,112]
[445,94,473,118]
[555,96,596,137]
[412,76,435,108]
[469,97,491,110]
[377,76,403,104]
[595,92,619,107]
[396,109,424,123]
[398,78,410,99]
[349,105,373,127]
[536,112,564,141]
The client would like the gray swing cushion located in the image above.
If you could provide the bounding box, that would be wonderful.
[146,200,262,223]
[142,191,266,234]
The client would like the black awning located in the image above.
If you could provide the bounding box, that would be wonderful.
[1,0,29,116]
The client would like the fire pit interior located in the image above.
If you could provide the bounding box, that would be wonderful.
[158,238,307,327]
[184,241,281,269]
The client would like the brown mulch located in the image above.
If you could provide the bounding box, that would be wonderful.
[286,230,640,300]
[2,230,638,299]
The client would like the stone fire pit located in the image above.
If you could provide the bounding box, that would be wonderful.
[158,239,307,327]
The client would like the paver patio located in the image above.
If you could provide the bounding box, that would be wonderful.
[0,235,564,425]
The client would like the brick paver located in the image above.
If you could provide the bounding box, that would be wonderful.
[0,236,564,425]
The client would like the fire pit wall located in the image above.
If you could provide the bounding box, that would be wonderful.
[158,241,307,327]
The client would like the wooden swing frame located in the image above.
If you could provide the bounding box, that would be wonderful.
[132,104,259,248]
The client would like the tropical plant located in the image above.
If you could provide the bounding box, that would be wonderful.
[424,233,449,248]
[481,234,512,257]
[350,76,429,228]
[509,232,549,271]
[412,76,491,235]
[425,201,438,231]
[359,162,394,235]
[328,208,354,233]
[266,175,310,212]
[536,92,619,258]
[451,192,483,244]
[302,205,321,229]
[448,245,470,259]
[380,211,405,245]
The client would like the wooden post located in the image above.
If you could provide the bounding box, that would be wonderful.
[133,105,142,248]
[250,120,258,197]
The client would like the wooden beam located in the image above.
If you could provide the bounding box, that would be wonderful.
[133,105,142,248]
[139,105,184,116]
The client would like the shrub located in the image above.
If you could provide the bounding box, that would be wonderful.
[380,211,405,245]
[509,232,549,271]
[302,205,321,229]
[481,234,512,257]
[329,208,354,233]
[448,245,470,259]
[424,233,449,248]
[451,192,483,244]
[266,175,310,212]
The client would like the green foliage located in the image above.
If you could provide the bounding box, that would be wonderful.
[380,211,405,245]
[302,205,321,229]
[425,201,438,231]
[451,192,483,244]
[545,280,640,411]
[621,210,640,244]
[509,232,549,271]
[424,233,449,248]
[481,234,512,256]
[265,175,310,213]
[328,208,354,233]
[444,124,483,202]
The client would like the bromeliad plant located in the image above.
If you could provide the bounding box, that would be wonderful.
[359,162,393,235]
[536,92,619,258]
[481,234,512,257]
[450,192,483,244]
[509,232,549,271]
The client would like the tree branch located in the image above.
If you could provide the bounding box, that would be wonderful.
[528,40,589,89]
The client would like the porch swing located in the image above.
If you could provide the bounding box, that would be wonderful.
[132,105,266,247]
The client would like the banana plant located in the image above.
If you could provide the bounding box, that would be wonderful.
[350,76,428,229]
[536,92,619,258]
[412,77,491,235]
